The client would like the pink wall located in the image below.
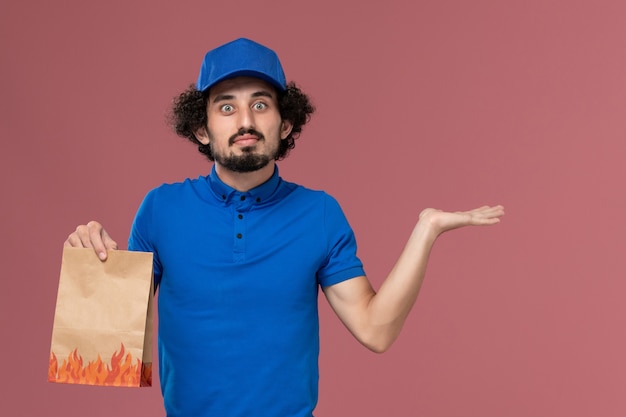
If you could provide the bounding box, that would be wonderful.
[2,0,625,415]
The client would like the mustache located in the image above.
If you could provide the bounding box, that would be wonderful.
[228,128,265,146]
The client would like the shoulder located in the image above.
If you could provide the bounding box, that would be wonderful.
[278,181,350,228]
[149,176,205,193]
[280,179,340,206]
[138,176,213,213]
[144,176,209,199]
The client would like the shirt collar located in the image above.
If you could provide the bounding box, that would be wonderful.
[207,164,282,204]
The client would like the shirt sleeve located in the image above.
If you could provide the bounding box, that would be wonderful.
[128,189,163,289]
[316,193,365,288]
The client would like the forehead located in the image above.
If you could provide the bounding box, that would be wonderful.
[208,76,278,101]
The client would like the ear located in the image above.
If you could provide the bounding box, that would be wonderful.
[194,126,210,145]
[280,120,293,140]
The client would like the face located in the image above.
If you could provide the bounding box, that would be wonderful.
[196,77,292,173]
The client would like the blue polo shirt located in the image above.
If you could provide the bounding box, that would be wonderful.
[128,166,364,417]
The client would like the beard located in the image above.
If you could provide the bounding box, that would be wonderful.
[209,128,279,173]
[215,150,272,173]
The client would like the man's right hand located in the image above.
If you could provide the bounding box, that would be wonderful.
[64,221,118,261]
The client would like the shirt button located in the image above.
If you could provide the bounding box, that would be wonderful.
[240,196,246,201]
[256,197,261,203]
[236,233,243,239]
[238,214,243,219]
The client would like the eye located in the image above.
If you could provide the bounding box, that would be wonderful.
[253,102,267,111]
[220,104,234,113]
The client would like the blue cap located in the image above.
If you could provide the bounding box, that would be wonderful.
[196,38,286,92]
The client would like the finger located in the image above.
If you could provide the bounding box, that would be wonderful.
[464,206,503,226]
[87,221,109,261]
[473,205,504,217]
[64,233,85,248]
[484,205,505,218]
[474,213,503,225]
[478,217,501,225]
[101,229,119,251]
[73,224,94,247]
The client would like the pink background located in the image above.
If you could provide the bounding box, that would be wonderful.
[2,0,625,416]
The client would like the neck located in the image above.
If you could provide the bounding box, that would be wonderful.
[214,161,276,192]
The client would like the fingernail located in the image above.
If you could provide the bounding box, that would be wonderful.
[99,252,107,261]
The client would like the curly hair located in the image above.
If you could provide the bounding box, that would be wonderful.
[169,82,315,161]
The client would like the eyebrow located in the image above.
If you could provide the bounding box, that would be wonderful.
[212,90,275,103]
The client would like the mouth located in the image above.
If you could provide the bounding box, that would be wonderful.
[233,134,260,146]
[230,129,264,147]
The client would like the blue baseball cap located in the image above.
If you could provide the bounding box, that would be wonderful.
[196,38,287,93]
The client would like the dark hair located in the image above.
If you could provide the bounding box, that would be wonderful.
[169,82,315,161]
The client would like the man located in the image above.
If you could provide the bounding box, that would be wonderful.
[65,38,504,417]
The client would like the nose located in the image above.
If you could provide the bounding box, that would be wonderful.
[237,106,255,130]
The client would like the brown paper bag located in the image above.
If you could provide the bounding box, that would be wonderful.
[48,247,154,387]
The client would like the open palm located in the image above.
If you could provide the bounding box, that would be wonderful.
[419,205,505,235]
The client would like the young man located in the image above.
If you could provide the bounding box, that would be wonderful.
[65,38,504,417]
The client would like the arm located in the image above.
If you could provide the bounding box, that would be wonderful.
[64,221,118,261]
[323,205,504,353]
